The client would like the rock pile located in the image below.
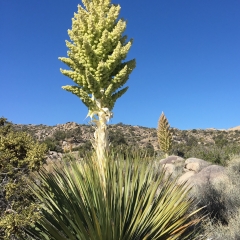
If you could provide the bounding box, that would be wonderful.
[159,156,228,188]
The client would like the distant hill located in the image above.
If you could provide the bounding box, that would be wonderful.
[228,126,240,131]
[12,122,240,158]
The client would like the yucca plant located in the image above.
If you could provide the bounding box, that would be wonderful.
[157,112,173,158]
[59,0,136,182]
[25,154,204,240]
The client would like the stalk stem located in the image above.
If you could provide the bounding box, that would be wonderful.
[91,99,112,193]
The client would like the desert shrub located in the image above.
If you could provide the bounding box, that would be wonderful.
[155,149,167,159]
[73,127,82,139]
[53,130,66,141]
[15,125,36,139]
[108,129,157,158]
[171,142,240,166]
[185,135,198,147]
[227,154,240,180]
[77,140,94,157]
[171,142,188,157]
[64,127,82,141]
[191,155,240,238]
[144,142,155,157]
[43,137,57,151]
[193,181,229,225]
[111,144,156,160]
[0,117,47,239]
[62,152,80,163]
[116,122,124,126]
[185,145,226,165]
[223,155,240,214]
[203,209,240,240]
[109,129,127,146]
[44,128,85,153]
[213,134,229,148]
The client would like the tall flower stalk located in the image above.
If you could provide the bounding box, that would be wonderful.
[59,0,135,181]
[157,112,173,157]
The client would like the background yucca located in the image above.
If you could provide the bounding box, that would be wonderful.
[157,112,173,157]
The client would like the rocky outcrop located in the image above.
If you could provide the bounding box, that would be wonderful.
[189,165,228,187]
[160,155,185,164]
[158,156,228,188]
[178,171,196,184]
[184,158,211,173]
[160,155,185,176]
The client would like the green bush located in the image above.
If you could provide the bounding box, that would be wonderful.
[53,130,66,141]
[43,137,57,151]
[144,142,155,157]
[0,118,47,239]
[171,141,240,166]
[109,129,128,146]
[72,127,82,140]
[185,145,226,165]
[213,134,229,148]
[77,140,93,157]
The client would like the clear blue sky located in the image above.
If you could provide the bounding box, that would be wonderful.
[1,0,239,130]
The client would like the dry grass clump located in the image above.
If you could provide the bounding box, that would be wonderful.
[203,210,240,240]
[191,155,240,238]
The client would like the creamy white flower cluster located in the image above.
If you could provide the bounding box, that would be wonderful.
[59,0,136,115]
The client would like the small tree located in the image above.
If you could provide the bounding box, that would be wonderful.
[157,112,172,157]
[59,0,136,179]
[0,118,47,239]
